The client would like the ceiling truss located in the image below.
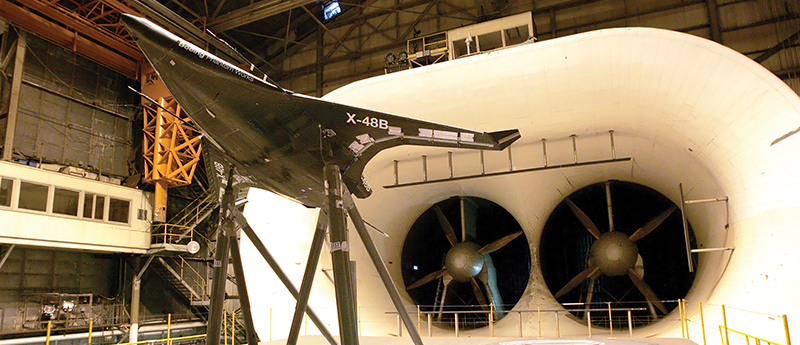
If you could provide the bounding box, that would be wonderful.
[0,0,798,95]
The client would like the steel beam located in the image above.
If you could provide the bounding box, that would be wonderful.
[343,192,424,345]
[706,0,722,43]
[2,30,25,161]
[14,0,143,60]
[287,209,329,345]
[0,245,15,273]
[208,0,318,33]
[0,3,137,76]
[228,227,260,345]
[755,29,800,63]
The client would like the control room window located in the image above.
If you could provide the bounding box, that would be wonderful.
[95,195,106,220]
[108,198,130,223]
[53,188,79,216]
[83,193,94,218]
[19,182,48,212]
[478,31,503,52]
[0,178,12,207]
[504,25,529,46]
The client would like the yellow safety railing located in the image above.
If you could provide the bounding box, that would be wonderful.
[223,308,238,345]
[117,334,206,345]
[681,302,792,345]
[42,314,205,345]
[177,255,208,302]
[720,326,784,345]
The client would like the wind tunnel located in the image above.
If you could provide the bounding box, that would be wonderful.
[318,27,800,339]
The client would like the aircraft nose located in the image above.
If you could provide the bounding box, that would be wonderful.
[119,14,145,40]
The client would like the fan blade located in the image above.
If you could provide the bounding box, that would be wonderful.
[479,231,524,254]
[629,205,677,242]
[406,268,448,290]
[434,205,459,246]
[470,277,490,309]
[461,197,477,241]
[605,181,615,232]
[554,266,600,298]
[583,273,599,319]
[772,124,800,146]
[566,198,602,239]
[627,268,667,314]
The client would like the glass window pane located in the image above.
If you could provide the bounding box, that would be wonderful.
[19,182,48,212]
[478,31,503,51]
[504,25,530,46]
[94,196,105,220]
[53,188,79,216]
[0,178,12,207]
[108,198,129,223]
[83,193,94,218]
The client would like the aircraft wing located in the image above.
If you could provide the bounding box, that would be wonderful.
[122,14,520,207]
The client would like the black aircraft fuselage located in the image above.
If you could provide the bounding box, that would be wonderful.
[122,15,520,208]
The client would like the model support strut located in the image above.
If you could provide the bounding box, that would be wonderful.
[324,163,360,345]
[304,130,424,345]
[234,211,339,345]
[287,208,329,345]
[343,192,425,345]
[207,168,259,345]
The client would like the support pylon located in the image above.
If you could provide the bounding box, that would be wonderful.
[142,96,202,222]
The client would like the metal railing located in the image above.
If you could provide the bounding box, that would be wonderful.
[389,303,651,338]
[686,302,792,345]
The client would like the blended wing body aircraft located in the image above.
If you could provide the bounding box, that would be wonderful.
[121,14,520,207]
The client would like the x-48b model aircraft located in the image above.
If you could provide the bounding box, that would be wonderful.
[121,14,520,208]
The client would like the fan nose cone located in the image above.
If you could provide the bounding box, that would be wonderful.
[445,242,484,282]
[590,231,638,276]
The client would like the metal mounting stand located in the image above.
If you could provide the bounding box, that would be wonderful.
[234,210,339,345]
[324,163,360,345]
[343,191,424,345]
[207,168,259,345]
[287,209,329,345]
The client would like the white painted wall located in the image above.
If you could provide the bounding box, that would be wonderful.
[242,27,800,343]
[0,161,152,253]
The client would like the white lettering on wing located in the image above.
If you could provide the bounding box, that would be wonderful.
[178,40,254,82]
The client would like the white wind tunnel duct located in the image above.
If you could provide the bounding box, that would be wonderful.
[321,28,800,339]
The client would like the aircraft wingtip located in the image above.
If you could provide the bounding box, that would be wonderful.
[488,129,521,150]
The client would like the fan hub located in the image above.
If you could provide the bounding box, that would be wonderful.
[445,242,485,282]
[590,231,638,276]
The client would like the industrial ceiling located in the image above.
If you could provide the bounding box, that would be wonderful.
[1,0,799,96]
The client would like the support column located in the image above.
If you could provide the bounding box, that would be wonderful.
[343,192,424,345]
[130,256,154,343]
[228,224,259,344]
[130,279,141,342]
[206,169,235,345]
[287,209,329,345]
[2,30,26,161]
[316,27,324,97]
[324,164,359,345]
[706,0,722,44]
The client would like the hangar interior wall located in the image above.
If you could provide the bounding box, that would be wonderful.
[2,31,137,177]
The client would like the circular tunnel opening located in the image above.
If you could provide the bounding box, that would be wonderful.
[540,181,696,329]
[402,196,530,329]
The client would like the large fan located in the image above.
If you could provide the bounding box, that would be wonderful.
[541,181,695,326]
[402,196,528,325]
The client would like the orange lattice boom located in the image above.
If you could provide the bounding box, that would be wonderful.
[143,96,202,222]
